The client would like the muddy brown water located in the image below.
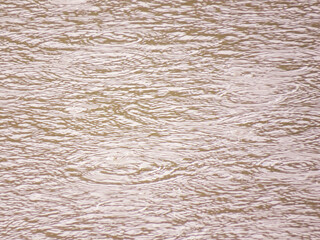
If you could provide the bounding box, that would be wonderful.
[1,0,320,239]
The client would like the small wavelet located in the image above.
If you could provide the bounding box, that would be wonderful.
[50,0,87,5]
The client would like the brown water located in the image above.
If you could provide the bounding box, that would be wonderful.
[1,0,320,239]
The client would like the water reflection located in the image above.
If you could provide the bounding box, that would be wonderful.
[1,0,319,239]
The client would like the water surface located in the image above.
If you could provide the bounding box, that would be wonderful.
[1,0,319,239]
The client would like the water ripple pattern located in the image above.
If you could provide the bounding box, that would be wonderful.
[1,0,319,239]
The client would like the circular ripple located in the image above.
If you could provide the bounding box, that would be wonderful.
[67,150,180,185]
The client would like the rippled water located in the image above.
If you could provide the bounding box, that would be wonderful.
[1,0,320,239]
